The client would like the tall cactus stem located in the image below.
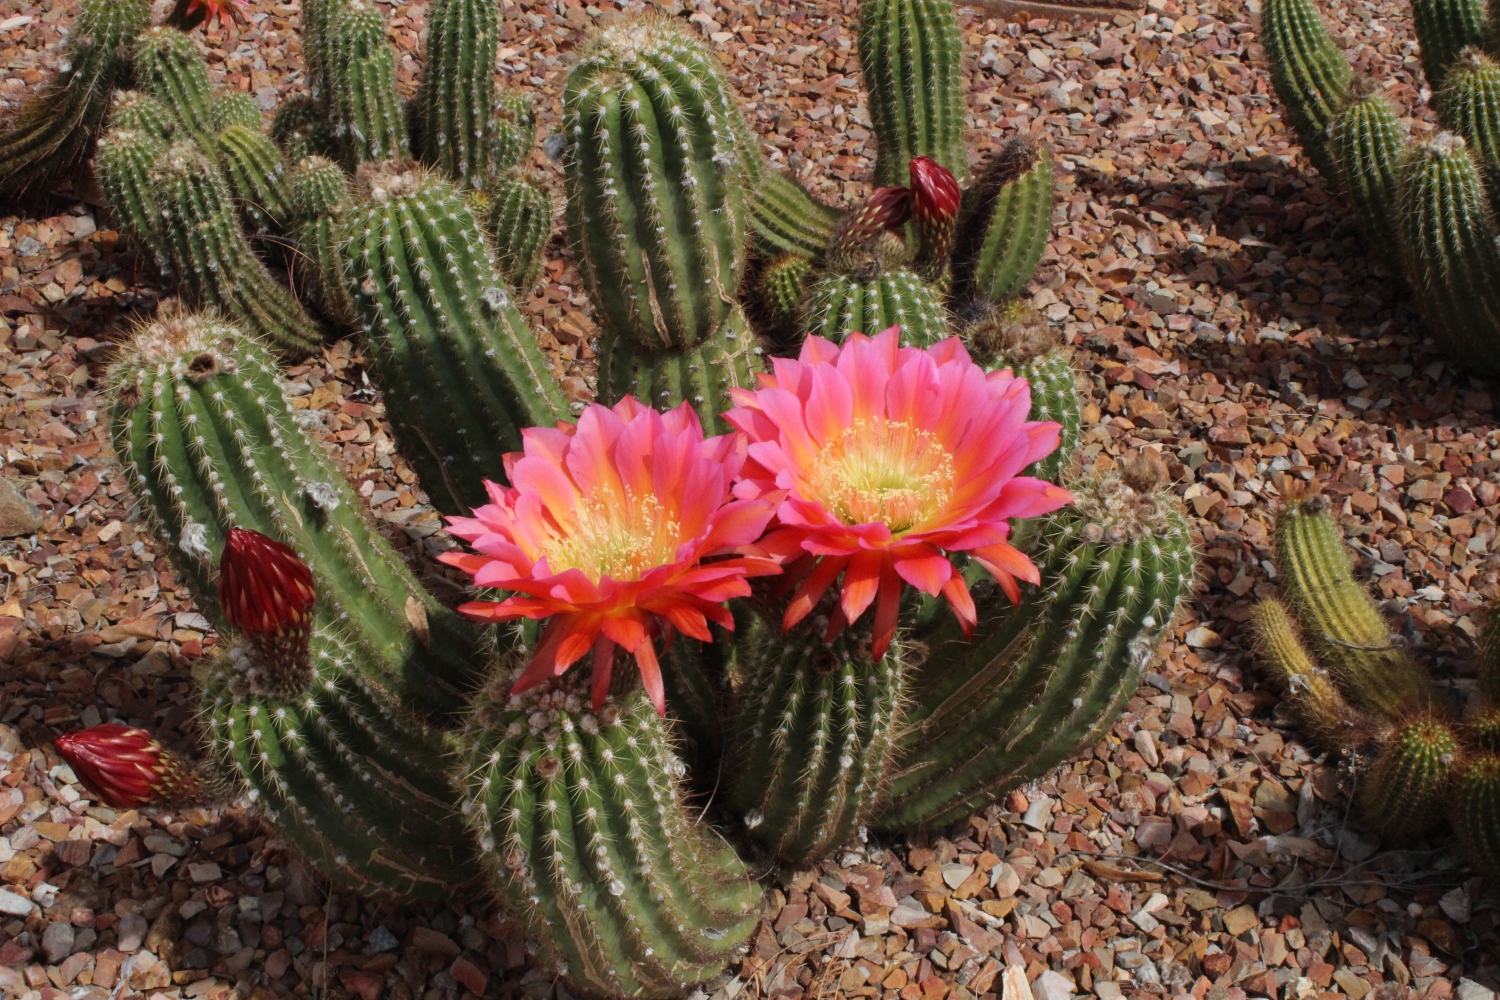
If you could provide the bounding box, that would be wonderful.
[417,0,500,186]
[1329,81,1405,256]
[1454,754,1500,881]
[1410,0,1488,89]
[801,267,948,347]
[952,141,1054,306]
[859,0,967,187]
[1359,717,1462,841]
[290,156,357,328]
[486,173,554,294]
[748,171,845,263]
[330,0,410,166]
[1251,599,1373,750]
[95,129,172,275]
[133,28,217,146]
[1260,0,1353,179]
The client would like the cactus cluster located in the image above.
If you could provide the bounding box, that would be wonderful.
[5,0,1198,993]
[1262,0,1500,375]
[1253,495,1500,881]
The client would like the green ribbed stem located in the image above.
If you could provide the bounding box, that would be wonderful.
[1251,599,1370,750]
[202,627,474,900]
[303,0,349,114]
[748,171,844,263]
[0,0,149,196]
[564,18,746,352]
[1411,0,1488,88]
[209,91,263,133]
[330,0,409,165]
[460,672,759,999]
[1329,86,1404,256]
[760,253,812,327]
[108,90,176,141]
[417,0,499,187]
[880,469,1194,830]
[150,142,323,359]
[340,163,566,516]
[1359,718,1461,841]
[859,0,966,187]
[214,124,293,234]
[1274,497,1436,716]
[729,616,905,862]
[1468,706,1500,753]
[801,267,948,346]
[134,28,216,146]
[1454,755,1500,881]
[109,314,484,717]
[597,304,763,435]
[1479,612,1500,701]
[1261,0,1352,179]
[487,173,553,294]
[1436,48,1500,201]
[290,156,357,328]
[953,142,1054,306]
[271,95,337,163]
[490,91,537,173]
[660,633,732,772]
[96,129,172,276]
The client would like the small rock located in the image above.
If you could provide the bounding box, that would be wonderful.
[41,920,75,963]
[0,477,40,538]
[413,926,462,958]
[1223,905,1259,936]
[451,956,489,995]
[0,889,33,916]
[367,925,400,954]
[1021,796,1053,831]
[1031,970,1077,1000]
[1456,980,1497,1000]
[1440,887,1471,923]
[117,912,148,952]
[1134,729,1159,768]
[1184,626,1221,649]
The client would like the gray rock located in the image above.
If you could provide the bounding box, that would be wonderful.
[117,912,148,952]
[1032,970,1077,1000]
[42,920,75,963]
[367,925,400,954]
[1456,981,1497,1000]
[0,476,40,538]
[0,889,33,916]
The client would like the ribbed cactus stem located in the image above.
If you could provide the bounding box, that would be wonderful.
[460,669,760,998]
[95,129,172,275]
[760,253,813,327]
[490,91,538,173]
[1479,611,1500,702]
[801,267,948,347]
[564,17,747,351]
[1453,754,1500,881]
[214,124,294,235]
[748,171,844,263]
[133,28,217,146]
[339,162,566,515]
[1260,0,1353,179]
[271,95,336,163]
[1411,0,1488,89]
[729,616,905,861]
[290,156,357,328]
[597,304,764,435]
[1328,81,1404,255]
[859,0,967,187]
[953,140,1054,306]
[1436,48,1500,198]
[417,0,499,186]
[881,461,1193,830]
[302,0,350,113]
[107,90,176,141]
[150,141,323,358]
[1273,496,1436,716]
[0,0,150,196]
[1468,706,1500,753]
[330,0,410,165]
[109,314,484,716]
[1251,599,1371,750]
[1359,717,1461,841]
[486,173,554,294]
[209,91,264,134]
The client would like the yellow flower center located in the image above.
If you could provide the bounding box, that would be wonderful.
[541,492,683,583]
[804,419,956,533]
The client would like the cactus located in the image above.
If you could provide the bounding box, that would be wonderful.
[486,173,554,294]
[209,91,264,133]
[1411,0,1487,88]
[95,129,172,274]
[109,314,484,716]
[339,162,566,515]
[952,141,1055,307]
[1454,754,1500,880]
[597,304,763,435]
[1468,705,1500,753]
[133,27,217,145]
[1436,49,1500,195]
[329,0,409,165]
[880,460,1194,829]
[748,171,845,263]
[801,267,948,347]
[271,94,337,162]
[1359,718,1462,841]
[213,124,294,234]
[1252,599,1373,750]
[1260,0,1351,179]
[459,667,760,999]
[489,91,538,173]
[728,614,905,861]
[760,252,813,327]
[289,156,357,327]
[302,0,349,114]
[1480,610,1500,701]
[108,90,176,140]
[417,0,500,187]
[564,19,747,352]
[149,141,323,358]
[0,0,151,196]
[1327,83,1404,256]
[858,0,966,187]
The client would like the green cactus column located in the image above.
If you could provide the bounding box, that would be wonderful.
[290,156,357,328]
[564,18,747,352]
[303,0,350,114]
[133,28,217,146]
[339,162,566,516]
[952,141,1055,307]
[417,0,500,187]
[202,627,476,900]
[859,0,967,187]
[149,141,323,358]
[1328,82,1405,255]
[271,94,337,162]
[1437,50,1500,200]
[490,90,538,174]
[108,90,178,140]
[801,267,949,347]
[1454,754,1500,881]
[748,171,845,263]
[1359,718,1462,841]
[0,0,150,196]
[1411,0,1487,89]
[1260,0,1352,179]
[109,313,484,717]
[486,173,554,294]
[329,0,409,165]
[759,253,813,329]
[879,463,1194,830]
[459,667,760,999]
[214,124,294,235]
[95,129,172,276]
[727,614,905,862]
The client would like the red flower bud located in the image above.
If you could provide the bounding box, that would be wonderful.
[908,157,961,273]
[218,527,316,695]
[55,725,201,809]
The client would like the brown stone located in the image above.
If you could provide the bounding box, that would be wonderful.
[0,476,41,538]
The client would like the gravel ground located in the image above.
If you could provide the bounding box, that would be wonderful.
[2,0,1500,999]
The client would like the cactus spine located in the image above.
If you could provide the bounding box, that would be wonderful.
[1328,85,1404,255]
[0,0,150,196]
[729,617,905,861]
[133,28,217,145]
[417,0,500,187]
[1454,755,1500,880]
[881,464,1193,829]
[952,142,1055,306]
[329,1,410,165]
[150,141,323,358]
[748,171,845,263]
[858,0,967,187]
[108,90,176,141]
[801,268,948,347]
[486,173,554,294]
[1252,599,1370,750]
[339,163,566,516]
[1359,718,1462,840]
[1260,0,1351,178]
[1410,0,1487,88]
[290,156,357,327]
[95,129,172,274]
[564,19,747,352]
[460,670,760,999]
